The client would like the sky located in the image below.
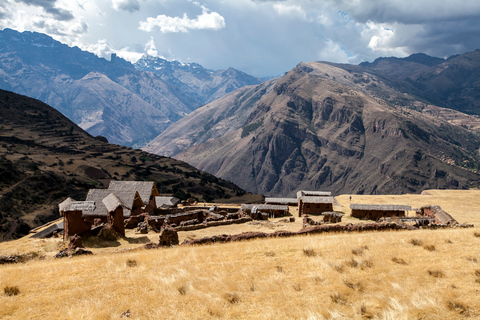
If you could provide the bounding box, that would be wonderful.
[1,0,480,77]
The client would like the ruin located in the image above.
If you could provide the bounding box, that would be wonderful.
[350,204,412,220]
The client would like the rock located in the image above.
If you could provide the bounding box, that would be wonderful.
[0,255,18,264]
[54,249,69,259]
[68,234,84,253]
[71,248,93,256]
[136,222,148,234]
[159,227,179,246]
[97,224,119,241]
[144,243,160,250]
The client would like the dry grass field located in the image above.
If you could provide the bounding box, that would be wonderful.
[1,189,480,319]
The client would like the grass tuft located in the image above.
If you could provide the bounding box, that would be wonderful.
[303,247,317,257]
[466,256,478,263]
[126,259,137,267]
[177,285,187,295]
[360,259,373,269]
[4,286,20,296]
[265,251,275,257]
[224,292,241,304]
[276,265,283,273]
[292,283,302,292]
[423,245,436,251]
[410,239,423,246]
[447,300,469,315]
[352,245,368,256]
[330,292,347,305]
[473,232,480,238]
[392,257,408,265]
[427,270,445,278]
[344,279,363,291]
[345,257,359,268]
[330,263,344,273]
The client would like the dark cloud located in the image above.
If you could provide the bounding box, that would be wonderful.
[15,0,74,21]
[112,0,140,13]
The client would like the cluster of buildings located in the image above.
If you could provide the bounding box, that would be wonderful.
[47,181,456,242]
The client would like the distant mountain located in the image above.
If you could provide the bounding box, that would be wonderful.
[0,28,262,147]
[361,51,480,115]
[144,58,480,197]
[134,55,263,105]
[0,89,261,241]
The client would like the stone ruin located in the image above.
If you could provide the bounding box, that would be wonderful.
[159,226,179,247]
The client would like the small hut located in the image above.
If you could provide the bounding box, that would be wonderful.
[350,204,411,220]
[298,196,334,216]
[102,193,126,236]
[59,198,95,241]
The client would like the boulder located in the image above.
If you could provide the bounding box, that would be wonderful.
[68,234,84,253]
[71,248,93,256]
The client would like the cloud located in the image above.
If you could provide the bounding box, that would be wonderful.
[14,0,74,21]
[272,3,307,20]
[112,0,140,13]
[139,7,226,33]
[144,36,158,56]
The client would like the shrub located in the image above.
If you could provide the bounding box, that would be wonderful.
[224,292,240,304]
[410,239,423,246]
[303,248,316,257]
[474,232,480,238]
[330,292,347,305]
[4,286,20,296]
[424,245,436,251]
[352,245,368,256]
[427,270,445,278]
[177,285,187,295]
[392,257,408,265]
[126,259,137,267]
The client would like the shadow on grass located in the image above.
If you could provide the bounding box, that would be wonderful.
[121,236,151,244]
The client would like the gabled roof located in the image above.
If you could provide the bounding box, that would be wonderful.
[108,181,159,204]
[241,204,289,211]
[102,193,125,213]
[68,201,96,212]
[85,189,138,217]
[297,191,332,198]
[265,197,298,205]
[350,204,412,211]
[58,197,74,213]
[301,196,334,204]
[155,196,180,208]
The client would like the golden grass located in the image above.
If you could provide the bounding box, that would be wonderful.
[1,189,480,319]
[1,228,480,319]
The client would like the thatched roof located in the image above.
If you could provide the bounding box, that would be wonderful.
[108,181,159,204]
[85,189,138,217]
[102,193,125,213]
[155,196,180,209]
[58,197,74,213]
[68,201,96,212]
[241,204,289,211]
[297,191,331,198]
[301,196,334,204]
[321,211,343,217]
[421,205,457,224]
[350,204,412,211]
[265,197,298,205]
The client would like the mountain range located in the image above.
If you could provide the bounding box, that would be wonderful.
[144,51,480,197]
[0,28,262,147]
[0,89,261,241]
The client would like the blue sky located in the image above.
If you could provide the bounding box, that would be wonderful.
[1,0,480,77]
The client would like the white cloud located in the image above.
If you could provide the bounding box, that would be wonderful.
[139,7,226,33]
[144,36,158,56]
[273,3,307,20]
[111,0,140,13]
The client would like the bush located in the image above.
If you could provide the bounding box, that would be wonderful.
[4,286,20,296]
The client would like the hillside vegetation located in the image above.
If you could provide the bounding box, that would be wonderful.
[0,89,261,241]
[0,190,479,319]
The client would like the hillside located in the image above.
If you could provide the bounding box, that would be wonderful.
[0,89,262,241]
[145,59,480,196]
[0,28,261,147]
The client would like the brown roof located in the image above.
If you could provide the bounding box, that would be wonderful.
[265,197,298,205]
[350,204,412,211]
[108,181,159,204]
[421,205,457,224]
[301,196,334,204]
[297,190,332,198]
[85,189,138,217]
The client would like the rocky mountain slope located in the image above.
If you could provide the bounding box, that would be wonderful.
[361,51,480,115]
[134,55,262,106]
[0,89,261,241]
[144,57,480,197]
[0,28,261,147]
